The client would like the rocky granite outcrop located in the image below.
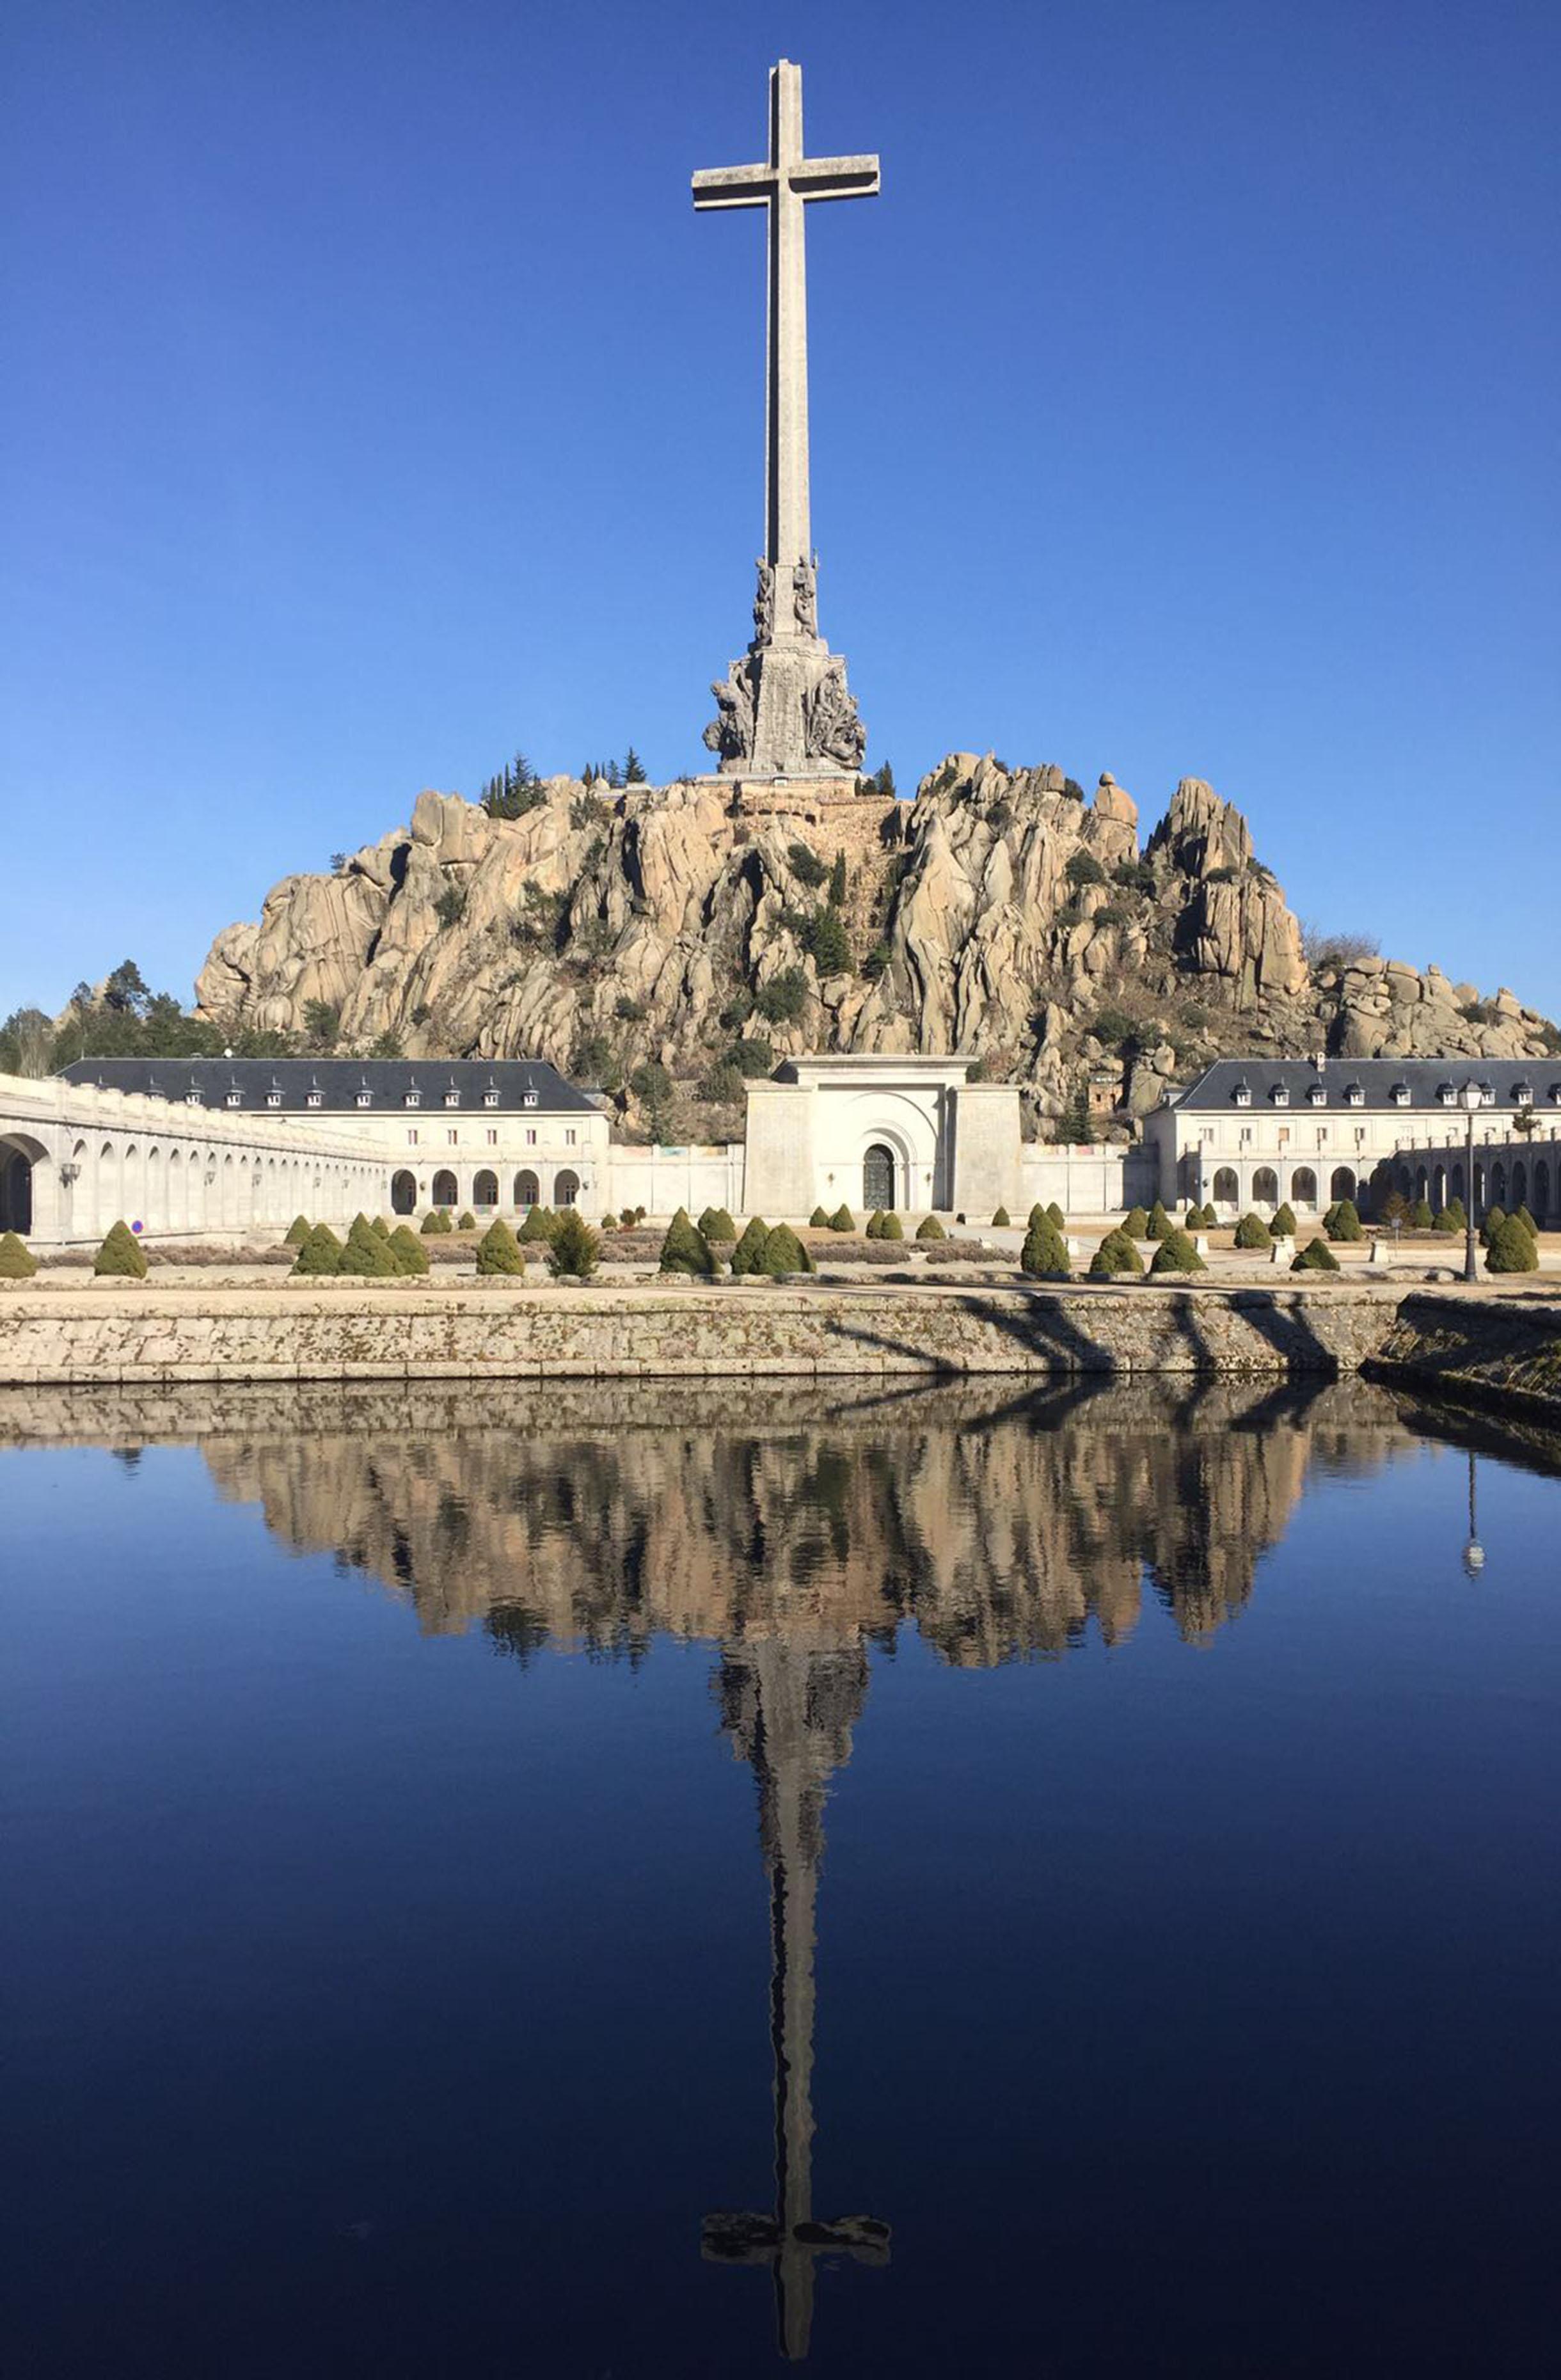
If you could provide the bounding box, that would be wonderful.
[194,759,1558,1132]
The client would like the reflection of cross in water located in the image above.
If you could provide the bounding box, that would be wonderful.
[702,1638,890,2362]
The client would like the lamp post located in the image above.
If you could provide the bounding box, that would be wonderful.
[1462,1447,1484,1578]
[1460,1082,1482,1283]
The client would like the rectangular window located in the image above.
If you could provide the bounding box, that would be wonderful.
[526,1129,537,1146]
[486,1129,497,1146]
[566,1129,576,1146]
[447,1130,458,1146]
[408,1130,418,1146]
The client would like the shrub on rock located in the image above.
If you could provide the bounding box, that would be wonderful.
[759,1222,814,1276]
[1234,1212,1272,1250]
[730,1216,771,1275]
[698,1207,738,1242]
[1123,1207,1150,1238]
[829,1204,855,1232]
[546,1210,600,1278]
[659,1208,714,1276]
[915,1215,945,1241]
[992,1205,1011,1228]
[1486,1214,1539,1273]
[388,1225,429,1275]
[1020,1214,1070,1280]
[1326,1199,1363,1242]
[1145,1201,1172,1242]
[283,1214,311,1247]
[0,1231,38,1279]
[1089,1230,1143,1278]
[337,1216,399,1276]
[476,1216,527,1276]
[1292,1237,1340,1272]
[1150,1228,1205,1274]
[94,1221,149,1278]
[1272,1202,1298,1237]
[292,1223,342,1276]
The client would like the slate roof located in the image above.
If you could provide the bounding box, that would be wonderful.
[58,1056,598,1115]
[1171,1057,1555,1112]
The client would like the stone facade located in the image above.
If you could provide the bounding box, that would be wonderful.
[743,1053,1022,1219]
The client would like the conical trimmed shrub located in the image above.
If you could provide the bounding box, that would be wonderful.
[915,1215,945,1241]
[1089,1229,1144,1278]
[1123,1207,1150,1238]
[0,1231,38,1279]
[992,1206,1011,1227]
[1047,1202,1066,1231]
[809,1205,831,1228]
[94,1221,148,1278]
[421,1209,453,1235]
[456,1210,477,1233]
[878,1211,904,1241]
[1409,1199,1434,1230]
[829,1204,855,1232]
[518,1205,556,1244]
[388,1224,429,1276]
[1515,1204,1539,1241]
[337,1216,399,1276]
[730,1216,770,1276]
[1145,1201,1172,1242]
[292,1222,342,1276]
[283,1214,311,1247]
[758,1221,814,1276]
[1292,1237,1340,1272]
[1272,1202,1298,1237]
[660,1208,714,1276]
[1234,1212,1272,1250]
[698,1207,738,1242]
[1150,1228,1205,1274]
[864,1210,885,1239]
[1326,1199,1363,1243]
[1486,1215,1539,1273]
[1020,1214,1070,1280]
[476,1216,527,1276]
[1431,1208,1461,1234]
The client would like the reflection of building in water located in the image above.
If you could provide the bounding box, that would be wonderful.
[702,1638,888,2360]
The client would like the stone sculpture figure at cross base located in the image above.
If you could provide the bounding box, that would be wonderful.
[695,60,876,779]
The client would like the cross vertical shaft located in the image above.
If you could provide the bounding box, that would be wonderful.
[767,61,811,578]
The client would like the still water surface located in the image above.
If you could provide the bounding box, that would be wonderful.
[4,1377,1559,2377]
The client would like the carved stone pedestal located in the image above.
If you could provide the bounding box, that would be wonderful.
[704,560,866,779]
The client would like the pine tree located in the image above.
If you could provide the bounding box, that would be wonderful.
[827,852,848,908]
[624,747,647,784]
[546,1210,601,1278]
[1061,1077,1093,1144]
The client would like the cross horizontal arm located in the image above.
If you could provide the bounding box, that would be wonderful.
[790,154,880,201]
[692,163,777,210]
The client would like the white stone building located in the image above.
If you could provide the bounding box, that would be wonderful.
[743,1054,1026,1220]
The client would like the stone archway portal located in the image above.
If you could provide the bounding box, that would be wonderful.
[863,1143,895,1212]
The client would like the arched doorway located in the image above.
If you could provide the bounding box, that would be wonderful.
[432,1169,458,1207]
[862,1143,895,1211]
[1512,1161,1528,1211]
[553,1170,580,1207]
[473,1169,498,1208]
[1491,1161,1507,1208]
[1329,1166,1356,1203]
[1451,1163,1466,1205]
[1252,1165,1279,1206]
[1212,1166,1238,1206]
[1535,1159,1551,1221]
[391,1169,417,1215]
[514,1170,539,1208]
[0,1133,46,1234]
[1432,1164,1445,1210]
[1290,1166,1317,1207]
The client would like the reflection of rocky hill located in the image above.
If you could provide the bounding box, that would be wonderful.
[127,1375,1416,1662]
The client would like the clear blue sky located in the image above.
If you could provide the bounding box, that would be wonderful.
[3,0,1557,1021]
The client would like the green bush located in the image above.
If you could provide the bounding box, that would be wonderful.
[1234,1212,1272,1250]
[619,1207,638,1228]
[1409,1198,1434,1230]
[1326,1199,1363,1243]
[829,1204,855,1232]
[1183,1206,1203,1232]
[1150,1229,1205,1274]
[94,1220,149,1278]
[546,1210,600,1278]
[518,1205,556,1244]
[1515,1204,1539,1241]
[456,1210,477,1233]
[1046,1202,1066,1231]
[387,1224,429,1276]
[730,1216,771,1276]
[659,1208,714,1276]
[1431,1208,1462,1234]
[283,1214,311,1248]
[992,1206,1011,1228]
[1272,1202,1298,1238]
[864,1210,885,1239]
[292,1222,342,1276]
[0,1231,38,1280]
[809,1205,831,1228]
[372,1216,393,1241]
[880,1211,905,1241]
[1020,1212,1070,1280]
[759,1222,814,1276]
[1088,1230,1143,1278]
[476,1216,527,1276]
[1486,1214,1539,1273]
[1444,1198,1467,1228]
[915,1215,946,1241]
[1478,1203,1506,1247]
[1292,1238,1340,1272]
[1145,1201,1172,1242]
[422,1209,453,1235]
[698,1207,738,1242]
[1122,1207,1150,1238]
[337,1216,399,1276]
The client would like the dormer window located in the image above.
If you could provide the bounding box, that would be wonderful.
[185,1088,203,1107]
[404,1090,421,1109]
[1479,1083,1496,1107]
[482,1089,499,1109]
[1232,1082,1251,1108]
[444,1090,460,1108]
[266,1088,281,1108]
[523,1090,539,1109]
[1270,1084,1290,1107]
[1513,1082,1533,1105]
[1549,1084,1561,1107]
[356,1089,372,1109]
[1345,1083,1364,1107]
[225,1089,242,1109]
[1438,1084,1457,1107]
[1307,1084,1326,1107]
[1391,1083,1411,1107]
[306,1090,322,1109]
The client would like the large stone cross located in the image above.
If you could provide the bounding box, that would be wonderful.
[693,61,878,778]
[693,58,878,592]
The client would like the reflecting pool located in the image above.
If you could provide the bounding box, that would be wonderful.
[4,1377,1559,2376]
